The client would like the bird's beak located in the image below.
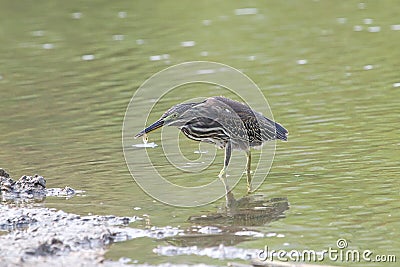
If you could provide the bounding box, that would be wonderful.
[134,119,164,139]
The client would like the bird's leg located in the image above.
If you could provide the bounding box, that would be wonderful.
[246,150,253,194]
[218,141,232,197]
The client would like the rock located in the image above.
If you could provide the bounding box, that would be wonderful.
[0,170,47,200]
[0,170,83,202]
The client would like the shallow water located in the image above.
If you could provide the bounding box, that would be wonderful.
[1,1,399,266]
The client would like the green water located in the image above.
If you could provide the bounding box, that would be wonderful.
[1,0,399,266]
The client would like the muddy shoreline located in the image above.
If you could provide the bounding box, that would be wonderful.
[0,204,183,266]
[0,169,180,266]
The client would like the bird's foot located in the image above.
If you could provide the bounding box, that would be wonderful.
[218,168,227,179]
[246,185,254,195]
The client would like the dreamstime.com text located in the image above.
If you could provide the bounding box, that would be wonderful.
[258,239,396,263]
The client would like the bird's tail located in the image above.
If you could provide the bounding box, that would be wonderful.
[274,121,288,141]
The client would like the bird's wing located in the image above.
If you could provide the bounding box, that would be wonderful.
[187,97,249,141]
[211,97,288,142]
[178,97,287,143]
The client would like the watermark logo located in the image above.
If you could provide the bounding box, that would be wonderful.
[336,238,348,249]
[258,238,396,263]
[122,61,277,207]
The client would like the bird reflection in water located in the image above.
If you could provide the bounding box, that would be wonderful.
[164,194,289,248]
[190,193,289,227]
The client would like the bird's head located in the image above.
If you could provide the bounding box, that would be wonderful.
[134,102,197,139]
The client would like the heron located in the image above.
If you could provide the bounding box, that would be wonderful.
[135,96,288,194]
